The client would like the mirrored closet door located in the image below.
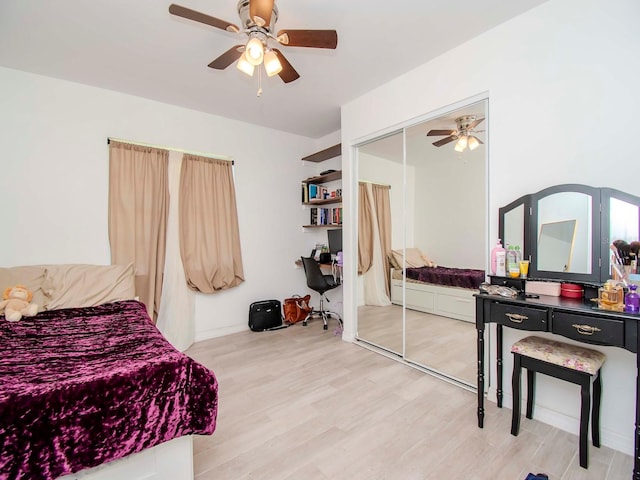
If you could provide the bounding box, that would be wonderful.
[355,99,488,387]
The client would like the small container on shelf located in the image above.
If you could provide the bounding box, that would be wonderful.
[560,283,583,299]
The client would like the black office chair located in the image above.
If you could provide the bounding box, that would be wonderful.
[300,256,343,330]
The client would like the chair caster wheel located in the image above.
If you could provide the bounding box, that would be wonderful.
[323,324,328,330]
[303,322,307,326]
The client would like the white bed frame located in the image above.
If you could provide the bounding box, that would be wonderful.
[58,435,193,480]
[390,268,476,322]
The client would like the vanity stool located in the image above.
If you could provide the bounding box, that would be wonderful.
[510,336,606,469]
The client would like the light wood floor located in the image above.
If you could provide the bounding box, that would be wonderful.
[186,324,633,480]
[357,304,476,385]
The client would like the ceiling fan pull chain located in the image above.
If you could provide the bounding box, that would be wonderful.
[257,66,263,97]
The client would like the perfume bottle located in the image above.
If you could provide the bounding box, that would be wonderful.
[625,284,640,314]
[598,280,624,311]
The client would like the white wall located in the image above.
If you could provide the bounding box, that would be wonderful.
[0,66,321,341]
[341,0,640,456]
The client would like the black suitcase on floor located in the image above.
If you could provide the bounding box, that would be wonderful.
[249,300,284,331]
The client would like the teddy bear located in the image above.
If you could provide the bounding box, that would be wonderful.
[0,285,39,322]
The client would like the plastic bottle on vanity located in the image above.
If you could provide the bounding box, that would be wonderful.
[625,284,640,314]
[506,245,521,278]
[490,239,505,275]
[496,249,507,277]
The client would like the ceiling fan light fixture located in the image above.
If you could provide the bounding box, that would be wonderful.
[236,54,255,76]
[245,37,264,66]
[468,136,480,151]
[264,50,283,76]
[454,136,468,152]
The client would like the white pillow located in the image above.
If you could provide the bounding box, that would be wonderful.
[391,248,437,268]
[42,263,135,310]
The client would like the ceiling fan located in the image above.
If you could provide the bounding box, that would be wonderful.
[427,115,485,152]
[169,0,338,84]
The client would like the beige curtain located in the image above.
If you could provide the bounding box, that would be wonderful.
[179,154,244,293]
[358,182,374,274]
[108,141,169,320]
[372,184,392,296]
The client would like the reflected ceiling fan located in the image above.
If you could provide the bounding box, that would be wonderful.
[169,0,338,85]
[427,115,485,152]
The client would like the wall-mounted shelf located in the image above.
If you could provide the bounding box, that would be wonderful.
[304,197,342,206]
[301,144,342,228]
[303,170,341,184]
[302,224,342,228]
[301,143,341,163]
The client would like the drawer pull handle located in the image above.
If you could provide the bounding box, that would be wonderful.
[506,313,528,323]
[572,324,602,335]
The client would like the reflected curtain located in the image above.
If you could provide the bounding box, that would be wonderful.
[358,183,374,274]
[108,141,169,320]
[179,154,244,293]
[156,151,195,351]
[358,182,391,305]
[372,184,392,296]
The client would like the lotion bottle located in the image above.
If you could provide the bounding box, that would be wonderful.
[490,239,505,275]
[496,249,507,277]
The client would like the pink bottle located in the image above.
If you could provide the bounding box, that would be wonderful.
[490,239,505,275]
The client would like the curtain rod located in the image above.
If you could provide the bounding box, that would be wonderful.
[107,137,234,165]
[359,180,391,189]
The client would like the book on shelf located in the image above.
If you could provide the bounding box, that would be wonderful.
[309,207,343,226]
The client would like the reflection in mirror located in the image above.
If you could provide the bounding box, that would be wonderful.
[538,220,577,272]
[504,204,525,253]
[356,131,404,356]
[609,197,640,277]
[538,191,592,274]
[355,98,487,389]
[402,99,487,387]
[610,198,639,242]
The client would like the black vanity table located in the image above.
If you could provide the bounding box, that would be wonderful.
[475,290,640,479]
[482,183,640,478]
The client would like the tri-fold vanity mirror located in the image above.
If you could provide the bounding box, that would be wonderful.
[499,184,640,284]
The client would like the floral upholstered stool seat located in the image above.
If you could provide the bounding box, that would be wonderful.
[510,335,607,469]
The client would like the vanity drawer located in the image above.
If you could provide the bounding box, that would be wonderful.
[490,302,548,331]
[552,312,624,347]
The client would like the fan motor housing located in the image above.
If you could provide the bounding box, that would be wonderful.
[455,115,477,131]
[237,0,278,31]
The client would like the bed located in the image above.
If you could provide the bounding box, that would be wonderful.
[0,264,218,480]
[388,249,485,323]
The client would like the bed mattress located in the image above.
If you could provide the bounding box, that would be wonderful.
[0,300,218,480]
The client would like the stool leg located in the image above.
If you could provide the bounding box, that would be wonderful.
[579,378,591,469]
[592,370,602,448]
[526,368,535,419]
[511,354,522,436]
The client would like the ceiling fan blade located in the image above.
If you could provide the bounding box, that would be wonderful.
[272,49,300,83]
[249,0,274,27]
[432,135,458,147]
[208,46,245,70]
[169,4,239,33]
[276,29,338,49]
[470,135,484,145]
[467,117,485,130]
[427,129,455,137]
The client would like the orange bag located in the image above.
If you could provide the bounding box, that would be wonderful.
[283,295,312,324]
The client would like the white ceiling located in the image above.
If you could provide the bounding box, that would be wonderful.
[0,0,547,139]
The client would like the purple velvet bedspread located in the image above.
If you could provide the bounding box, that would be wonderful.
[405,266,486,289]
[0,300,218,480]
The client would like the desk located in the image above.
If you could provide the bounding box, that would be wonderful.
[475,293,640,479]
